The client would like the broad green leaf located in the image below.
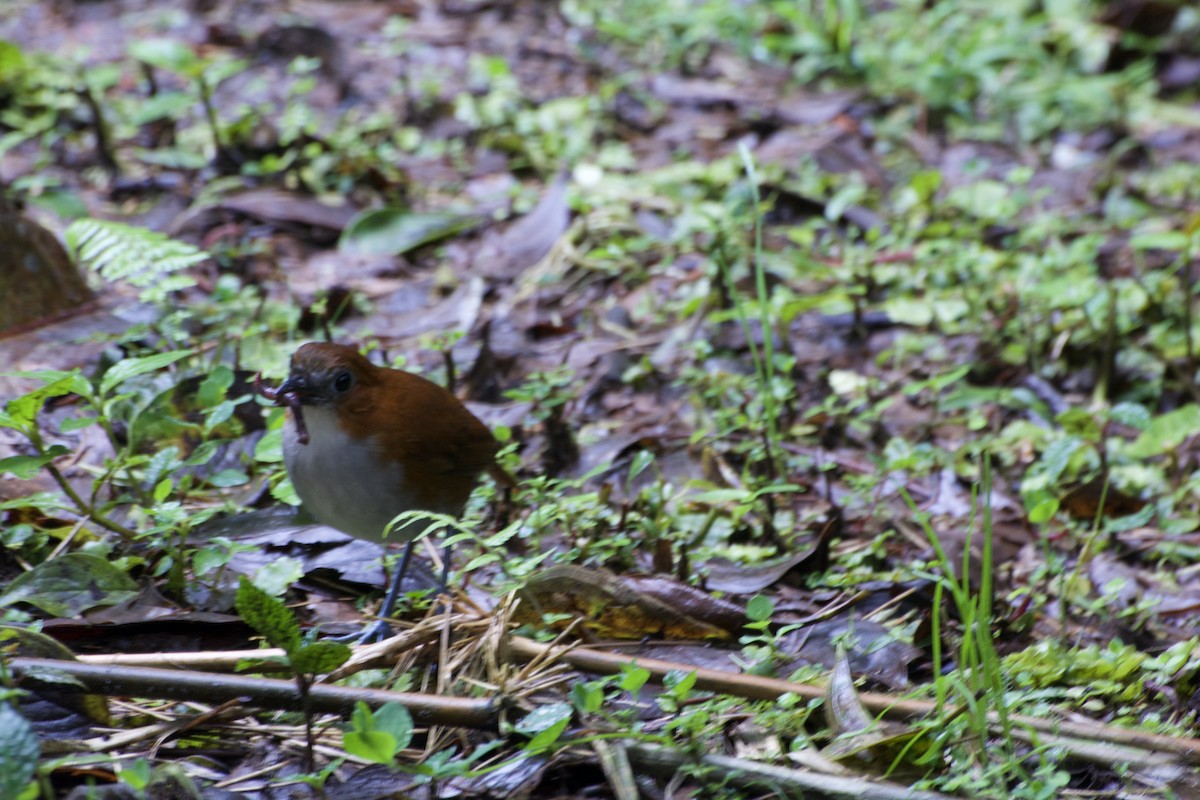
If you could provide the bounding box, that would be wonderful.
[235,577,301,654]
[514,702,573,738]
[350,701,375,733]
[373,702,414,750]
[570,681,604,714]
[192,545,229,577]
[202,56,249,87]
[0,40,26,80]
[1127,405,1200,458]
[253,557,303,597]
[619,664,650,693]
[339,209,476,256]
[0,553,138,616]
[99,350,195,396]
[118,759,152,791]
[270,476,301,506]
[0,703,39,799]
[1028,497,1060,524]
[1037,436,1084,484]
[745,594,774,623]
[291,641,351,675]
[515,703,572,751]
[208,468,249,488]
[663,669,697,696]
[196,365,234,407]
[1129,231,1189,251]
[254,426,284,464]
[59,415,99,432]
[687,489,752,506]
[343,730,398,764]
[2,373,88,431]
[882,297,933,327]
[129,91,194,126]
[1110,402,1151,431]
[0,447,69,480]
[128,38,200,75]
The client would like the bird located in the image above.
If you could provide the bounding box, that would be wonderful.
[256,341,511,642]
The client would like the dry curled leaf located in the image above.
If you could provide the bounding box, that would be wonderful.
[515,564,733,640]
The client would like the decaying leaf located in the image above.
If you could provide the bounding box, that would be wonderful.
[515,564,734,640]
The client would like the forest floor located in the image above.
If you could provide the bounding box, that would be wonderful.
[2,0,1200,797]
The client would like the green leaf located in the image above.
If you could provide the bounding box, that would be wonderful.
[663,669,697,697]
[339,208,476,256]
[462,553,501,572]
[192,545,229,577]
[373,702,414,750]
[98,350,195,397]
[343,730,399,764]
[514,702,573,738]
[130,91,194,126]
[59,415,99,433]
[1129,231,1189,251]
[291,641,351,675]
[0,703,39,799]
[1028,497,1060,524]
[118,758,152,791]
[515,702,572,751]
[1110,402,1151,431]
[0,553,138,616]
[350,700,375,733]
[128,38,200,75]
[745,594,774,623]
[1,372,88,432]
[1037,436,1084,484]
[687,489,752,506]
[0,40,26,81]
[253,557,303,597]
[208,468,249,488]
[619,664,650,693]
[254,426,284,463]
[1127,405,1200,458]
[196,365,234,407]
[67,219,206,301]
[570,681,605,714]
[235,577,301,655]
[0,447,69,480]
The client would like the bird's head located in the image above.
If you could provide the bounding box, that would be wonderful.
[277,342,379,408]
[256,342,383,444]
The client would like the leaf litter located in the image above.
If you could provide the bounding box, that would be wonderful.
[2,0,1200,797]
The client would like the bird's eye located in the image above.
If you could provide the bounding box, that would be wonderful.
[333,371,354,392]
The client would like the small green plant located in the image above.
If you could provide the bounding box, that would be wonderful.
[734,594,784,676]
[0,701,39,800]
[905,461,1025,796]
[128,38,248,168]
[66,218,207,303]
[234,577,351,770]
[343,701,414,764]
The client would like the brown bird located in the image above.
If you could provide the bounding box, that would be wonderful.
[257,342,510,641]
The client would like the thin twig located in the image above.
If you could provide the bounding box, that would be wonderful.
[12,657,499,729]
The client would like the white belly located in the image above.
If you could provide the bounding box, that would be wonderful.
[282,406,415,543]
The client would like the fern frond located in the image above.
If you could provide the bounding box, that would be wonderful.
[66,219,207,299]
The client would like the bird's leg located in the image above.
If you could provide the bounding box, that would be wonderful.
[378,539,416,623]
[436,541,453,609]
[327,540,415,644]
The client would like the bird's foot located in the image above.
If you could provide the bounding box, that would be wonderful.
[326,618,393,645]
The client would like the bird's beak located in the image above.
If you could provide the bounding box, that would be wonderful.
[271,373,313,445]
[276,374,313,401]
